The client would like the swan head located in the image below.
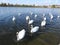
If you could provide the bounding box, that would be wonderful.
[30,25,34,29]
[35,14,37,18]
[44,17,46,21]
[26,16,30,21]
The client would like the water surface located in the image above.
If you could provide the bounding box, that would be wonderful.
[0,7,60,45]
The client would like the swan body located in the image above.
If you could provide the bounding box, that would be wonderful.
[49,13,53,20]
[16,29,26,41]
[41,20,46,27]
[31,26,39,33]
[28,20,34,25]
[12,16,16,22]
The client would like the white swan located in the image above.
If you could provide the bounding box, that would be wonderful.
[12,16,16,22]
[16,29,26,41]
[30,12,33,15]
[26,16,30,21]
[57,15,60,19]
[43,17,46,21]
[41,17,46,27]
[28,20,34,25]
[31,26,39,33]
[35,14,37,18]
[26,16,34,24]
[41,20,46,27]
[49,13,53,20]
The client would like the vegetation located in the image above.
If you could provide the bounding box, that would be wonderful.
[0,3,60,8]
[0,3,35,7]
[51,5,56,8]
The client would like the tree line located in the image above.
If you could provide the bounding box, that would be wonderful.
[0,3,59,8]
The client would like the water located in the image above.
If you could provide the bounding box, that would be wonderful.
[0,7,60,45]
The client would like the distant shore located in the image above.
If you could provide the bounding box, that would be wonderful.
[0,6,60,8]
[0,3,60,8]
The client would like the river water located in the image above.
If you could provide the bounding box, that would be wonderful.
[0,7,60,45]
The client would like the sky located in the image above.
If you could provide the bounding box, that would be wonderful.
[0,0,60,5]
